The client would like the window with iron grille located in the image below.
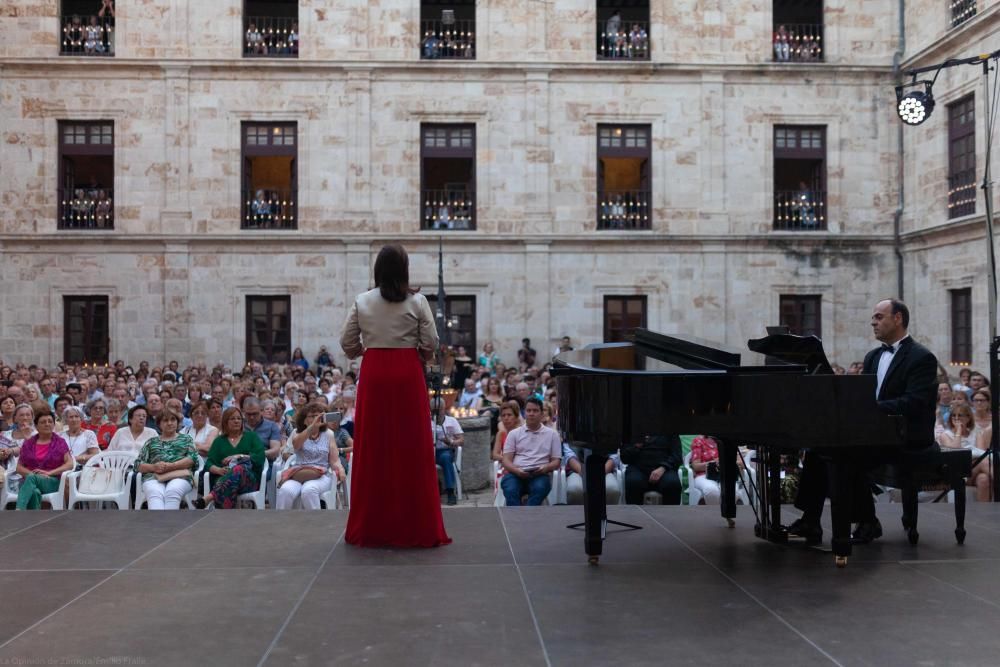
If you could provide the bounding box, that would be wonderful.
[420,0,475,60]
[774,125,826,230]
[595,0,649,61]
[597,124,651,230]
[60,0,115,56]
[425,295,476,353]
[951,288,972,364]
[779,295,822,337]
[246,296,292,364]
[242,122,298,229]
[421,124,476,230]
[63,295,110,364]
[58,120,114,230]
[948,95,976,219]
[603,295,648,342]
[243,0,298,57]
[772,1,824,63]
[950,0,977,29]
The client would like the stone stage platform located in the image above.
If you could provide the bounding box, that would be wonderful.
[0,503,998,666]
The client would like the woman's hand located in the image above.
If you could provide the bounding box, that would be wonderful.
[153,462,168,474]
[221,455,233,465]
[310,413,324,434]
[334,466,346,482]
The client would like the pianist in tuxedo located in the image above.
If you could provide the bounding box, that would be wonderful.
[620,434,683,505]
[791,298,938,544]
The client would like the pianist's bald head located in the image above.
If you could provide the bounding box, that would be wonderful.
[872,299,909,343]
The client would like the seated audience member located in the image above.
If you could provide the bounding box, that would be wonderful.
[338,389,356,436]
[500,398,561,506]
[620,434,683,505]
[165,398,193,430]
[0,430,16,493]
[62,406,99,468]
[688,434,722,505]
[329,416,352,472]
[16,412,73,510]
[953,367,972,395]
[243,397,281,464]
[456,378,483,410]
[938,402,993,501]
[277,403,345,510]
[936,382,954,427]
[145,393,164,433]
[83,397,116,450]
[431,398,464,505]
[136,409,199,510]
[970,390,995,501]
[491,401,523,462]
[564,444,621,505]
[52,395,72,432]
[107,405,157,453]
[6,404,36,452]
[207,398,224,431]
[195,407,266,509]
[181,400,219,458]
[105,398,126,432]
[0,396,15,431]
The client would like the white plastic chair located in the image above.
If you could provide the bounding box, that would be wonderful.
[493,462,558,506]
[1,455,71,510]
[198,459,270,509]
[282,454,345,510]
[66,451,137,510]
[683,452,704,506]
[435,445,463,500]
[134,466,199,510]
[1,456,19,510]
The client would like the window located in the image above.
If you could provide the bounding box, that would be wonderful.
[60,0,115,56]
[596,1,649,61]
[597,124,651,230]
[242,122,297,229]
[421,124,476,230]
[425,295,476,353]
[244,0,298,57]
[421,0,475,60]
[58,120,114,229]
[246,296,291,364]
[63,296,109,364]
[772,1,824,62]
[779,295,822,337]
[603,296,647,342]
[951,288,972,364]
[950,0,977,29]
[773,125,826,230]
[948,95,976,219]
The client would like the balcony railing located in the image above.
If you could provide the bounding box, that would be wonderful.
[242,189,297,229]
[60,16,114,56]
[950,0,977,28]
[422,190,476,230]
[774,190,826,230]
[597,190,651,230]
[59,188,114,229]
[948,173,977,219]
[772,23,823,62]
[244,17,299,57]
[421,19,475,59]
[596,20,649,60]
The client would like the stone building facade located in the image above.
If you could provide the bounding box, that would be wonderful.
[0,1,997,372]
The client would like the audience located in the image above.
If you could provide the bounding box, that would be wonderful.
[108,405,157,453]
[136,409,199,510]
[180,400,219,457]
[62,406,100,468]
[621,434,683,505]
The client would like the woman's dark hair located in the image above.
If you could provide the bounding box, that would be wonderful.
[221,407,244,435]
[127,404,148,422]
[34,410,55,426]
[373,244,413,303]
[296,401,327,433]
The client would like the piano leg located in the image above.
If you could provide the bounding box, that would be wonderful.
[583,451,608,565]
[719,440,737,528]
[828,456,854,567]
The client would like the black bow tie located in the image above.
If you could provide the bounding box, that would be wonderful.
[881,344,895,354]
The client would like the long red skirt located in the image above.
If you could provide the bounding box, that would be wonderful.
[345,348,452,548]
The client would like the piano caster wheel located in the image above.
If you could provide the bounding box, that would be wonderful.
[727,518,736,529]
[835,556,848,568]
[588,556,600,566]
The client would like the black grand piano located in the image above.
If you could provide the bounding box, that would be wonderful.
[552,328,906,567]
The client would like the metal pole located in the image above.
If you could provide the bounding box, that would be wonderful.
[981,58,1000,502]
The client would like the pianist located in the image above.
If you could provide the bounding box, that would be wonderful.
[790,298,938,545]
[620,435,683,505]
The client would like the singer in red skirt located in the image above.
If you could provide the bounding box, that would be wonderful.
[339,244,451,548]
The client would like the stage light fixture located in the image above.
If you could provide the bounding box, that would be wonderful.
[895,85,935,125]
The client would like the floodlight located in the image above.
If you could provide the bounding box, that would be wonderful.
[895,83,935,125]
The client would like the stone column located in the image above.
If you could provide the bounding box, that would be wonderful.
[457,415,491,491]
[345,68,372,216]
[161,65,192,234]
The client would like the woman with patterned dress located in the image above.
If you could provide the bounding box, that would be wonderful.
[195,407,266,509]
[340,244,450,547]
[136,409,199,510]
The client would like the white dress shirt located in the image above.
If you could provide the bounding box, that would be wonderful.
[875,335,909,398]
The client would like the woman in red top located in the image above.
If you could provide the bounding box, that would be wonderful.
[83,397,117,450]
[689,435,722,504]
[339,244,450,548]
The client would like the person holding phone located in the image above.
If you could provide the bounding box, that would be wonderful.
[276,402,346,510]
[340,244,450,547]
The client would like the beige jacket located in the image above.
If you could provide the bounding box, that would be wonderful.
[339,288,439,360]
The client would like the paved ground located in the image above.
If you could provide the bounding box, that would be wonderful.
[0,502,998,666]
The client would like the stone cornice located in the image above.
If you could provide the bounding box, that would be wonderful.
[901,4,1000,71]
[898,214,990,250]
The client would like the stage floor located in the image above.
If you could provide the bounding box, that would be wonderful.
[0,503,999,666]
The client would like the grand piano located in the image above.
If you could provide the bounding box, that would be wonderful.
[552,328,906,567]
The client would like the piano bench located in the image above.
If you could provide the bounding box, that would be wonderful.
[872,448,973,546]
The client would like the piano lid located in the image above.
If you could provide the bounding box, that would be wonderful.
[747,333,834,375]
[552,329,808,376]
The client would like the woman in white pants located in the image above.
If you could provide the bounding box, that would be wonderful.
[277,403,346,510]
[135,409,199,509]
[689,435,722,504]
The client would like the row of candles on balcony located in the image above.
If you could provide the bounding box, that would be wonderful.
[950,0,978,26]
[947,180,977,212]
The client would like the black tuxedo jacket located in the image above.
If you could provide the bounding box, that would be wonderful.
[862,336,938,448]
